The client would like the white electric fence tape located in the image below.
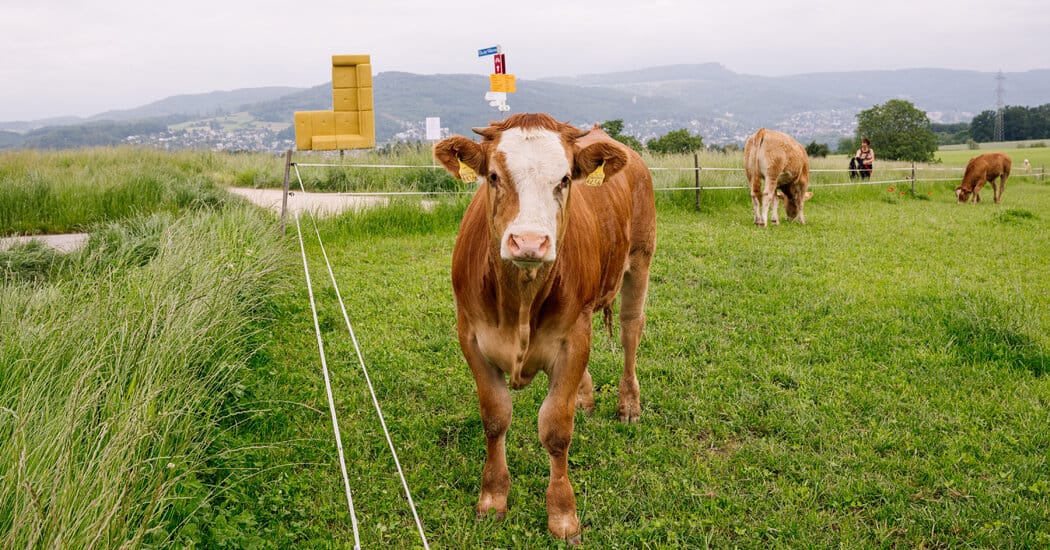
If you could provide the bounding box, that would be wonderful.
[293,210,362,550]
[293,164,431,550]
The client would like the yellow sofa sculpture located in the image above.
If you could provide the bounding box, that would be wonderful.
[294,55,375,150]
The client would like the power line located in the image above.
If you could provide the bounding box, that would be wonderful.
[994,70,1006,142]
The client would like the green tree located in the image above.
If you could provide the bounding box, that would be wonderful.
[805,141,829,157]
[837,136,857,155]
[970,110,996,142]
[599,119,643,151]
[855,99,938,162]
[647,129,704,155]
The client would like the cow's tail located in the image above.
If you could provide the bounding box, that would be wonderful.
[602,303,615,342]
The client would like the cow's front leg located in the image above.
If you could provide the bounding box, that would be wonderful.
[461,331,512,518]
[539,317,591,543]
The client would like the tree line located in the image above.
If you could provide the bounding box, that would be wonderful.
[603,99,942,162]
[931,104,1050,145]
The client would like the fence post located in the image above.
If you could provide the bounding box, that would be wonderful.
[910,162,915,195]
[694,153,702,209]
[280,149,292,235]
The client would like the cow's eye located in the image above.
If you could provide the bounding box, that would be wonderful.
[488,173,499,184]
[560,175,571,186]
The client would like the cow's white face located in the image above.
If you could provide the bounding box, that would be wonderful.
[494,128,571,267]
[433,113,629,271]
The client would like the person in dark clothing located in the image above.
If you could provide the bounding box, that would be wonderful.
[854,138,874,179]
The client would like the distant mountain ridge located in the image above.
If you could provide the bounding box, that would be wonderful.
[3,64,1049,150]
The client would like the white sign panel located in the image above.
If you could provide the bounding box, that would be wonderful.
[425,117,441,141]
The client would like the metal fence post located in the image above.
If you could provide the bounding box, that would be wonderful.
[694,153,702,209]
[280,149,292,235]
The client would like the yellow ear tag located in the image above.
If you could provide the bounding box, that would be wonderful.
[458,159,478,182]
[585,161,605,187]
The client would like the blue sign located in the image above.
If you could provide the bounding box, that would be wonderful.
[477,46,499,57]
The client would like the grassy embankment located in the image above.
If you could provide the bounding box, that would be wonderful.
[0,148,286,547]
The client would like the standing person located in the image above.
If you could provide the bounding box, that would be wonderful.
[855,138,875,179]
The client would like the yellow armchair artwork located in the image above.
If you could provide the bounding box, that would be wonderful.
[294,55,375,150]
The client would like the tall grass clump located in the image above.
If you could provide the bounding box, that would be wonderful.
[0,148,232,236]
[0,204,284,547]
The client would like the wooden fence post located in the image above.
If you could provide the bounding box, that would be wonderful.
[694,153,702,210]
[910,162,915,195]
[280,149,292,235]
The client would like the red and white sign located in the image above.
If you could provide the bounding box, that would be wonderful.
[493,54,506,75]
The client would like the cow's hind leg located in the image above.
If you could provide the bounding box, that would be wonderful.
[576,368,595,413]
[760,175,776,226]
[770,190,781,225]
[617,249,652,423]
[995,174,1007,203]
[750,183,764,226]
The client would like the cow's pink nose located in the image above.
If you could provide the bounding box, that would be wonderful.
[507,233,550,261]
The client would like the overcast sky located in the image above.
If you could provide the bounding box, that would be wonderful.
[1,0,1046,122]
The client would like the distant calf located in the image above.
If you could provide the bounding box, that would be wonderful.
[957,152,1011,204]
[744,128,812,226]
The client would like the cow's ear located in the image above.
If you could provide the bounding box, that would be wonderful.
[434,136,486,183]
[573,141,628,185]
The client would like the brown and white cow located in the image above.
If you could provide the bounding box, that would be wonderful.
[957,152,1011,204]
[434,113,656,543]
[744,128,812,226]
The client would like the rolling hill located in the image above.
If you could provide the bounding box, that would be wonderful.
[3,64,1049,151]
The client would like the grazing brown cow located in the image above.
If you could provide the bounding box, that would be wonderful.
[744,128,812,226]
[434,113,656,543]
[957,152,1011,204]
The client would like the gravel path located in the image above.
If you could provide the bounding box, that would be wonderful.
[227,187,390,216]
[0,233,90,253]
[1,188,392,253]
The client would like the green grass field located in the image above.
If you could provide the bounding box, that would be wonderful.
[199,181,1050,547]
[937,145,1050,175]
[2,148,1048,547]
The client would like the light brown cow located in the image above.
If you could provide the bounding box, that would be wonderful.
[957,152,1011,204]
[434,113,656,543]
[744,128,812,226]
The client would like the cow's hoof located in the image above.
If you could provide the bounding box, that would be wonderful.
[549,516,581,544]
[618,405,641,423]
[476,508,506,521]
